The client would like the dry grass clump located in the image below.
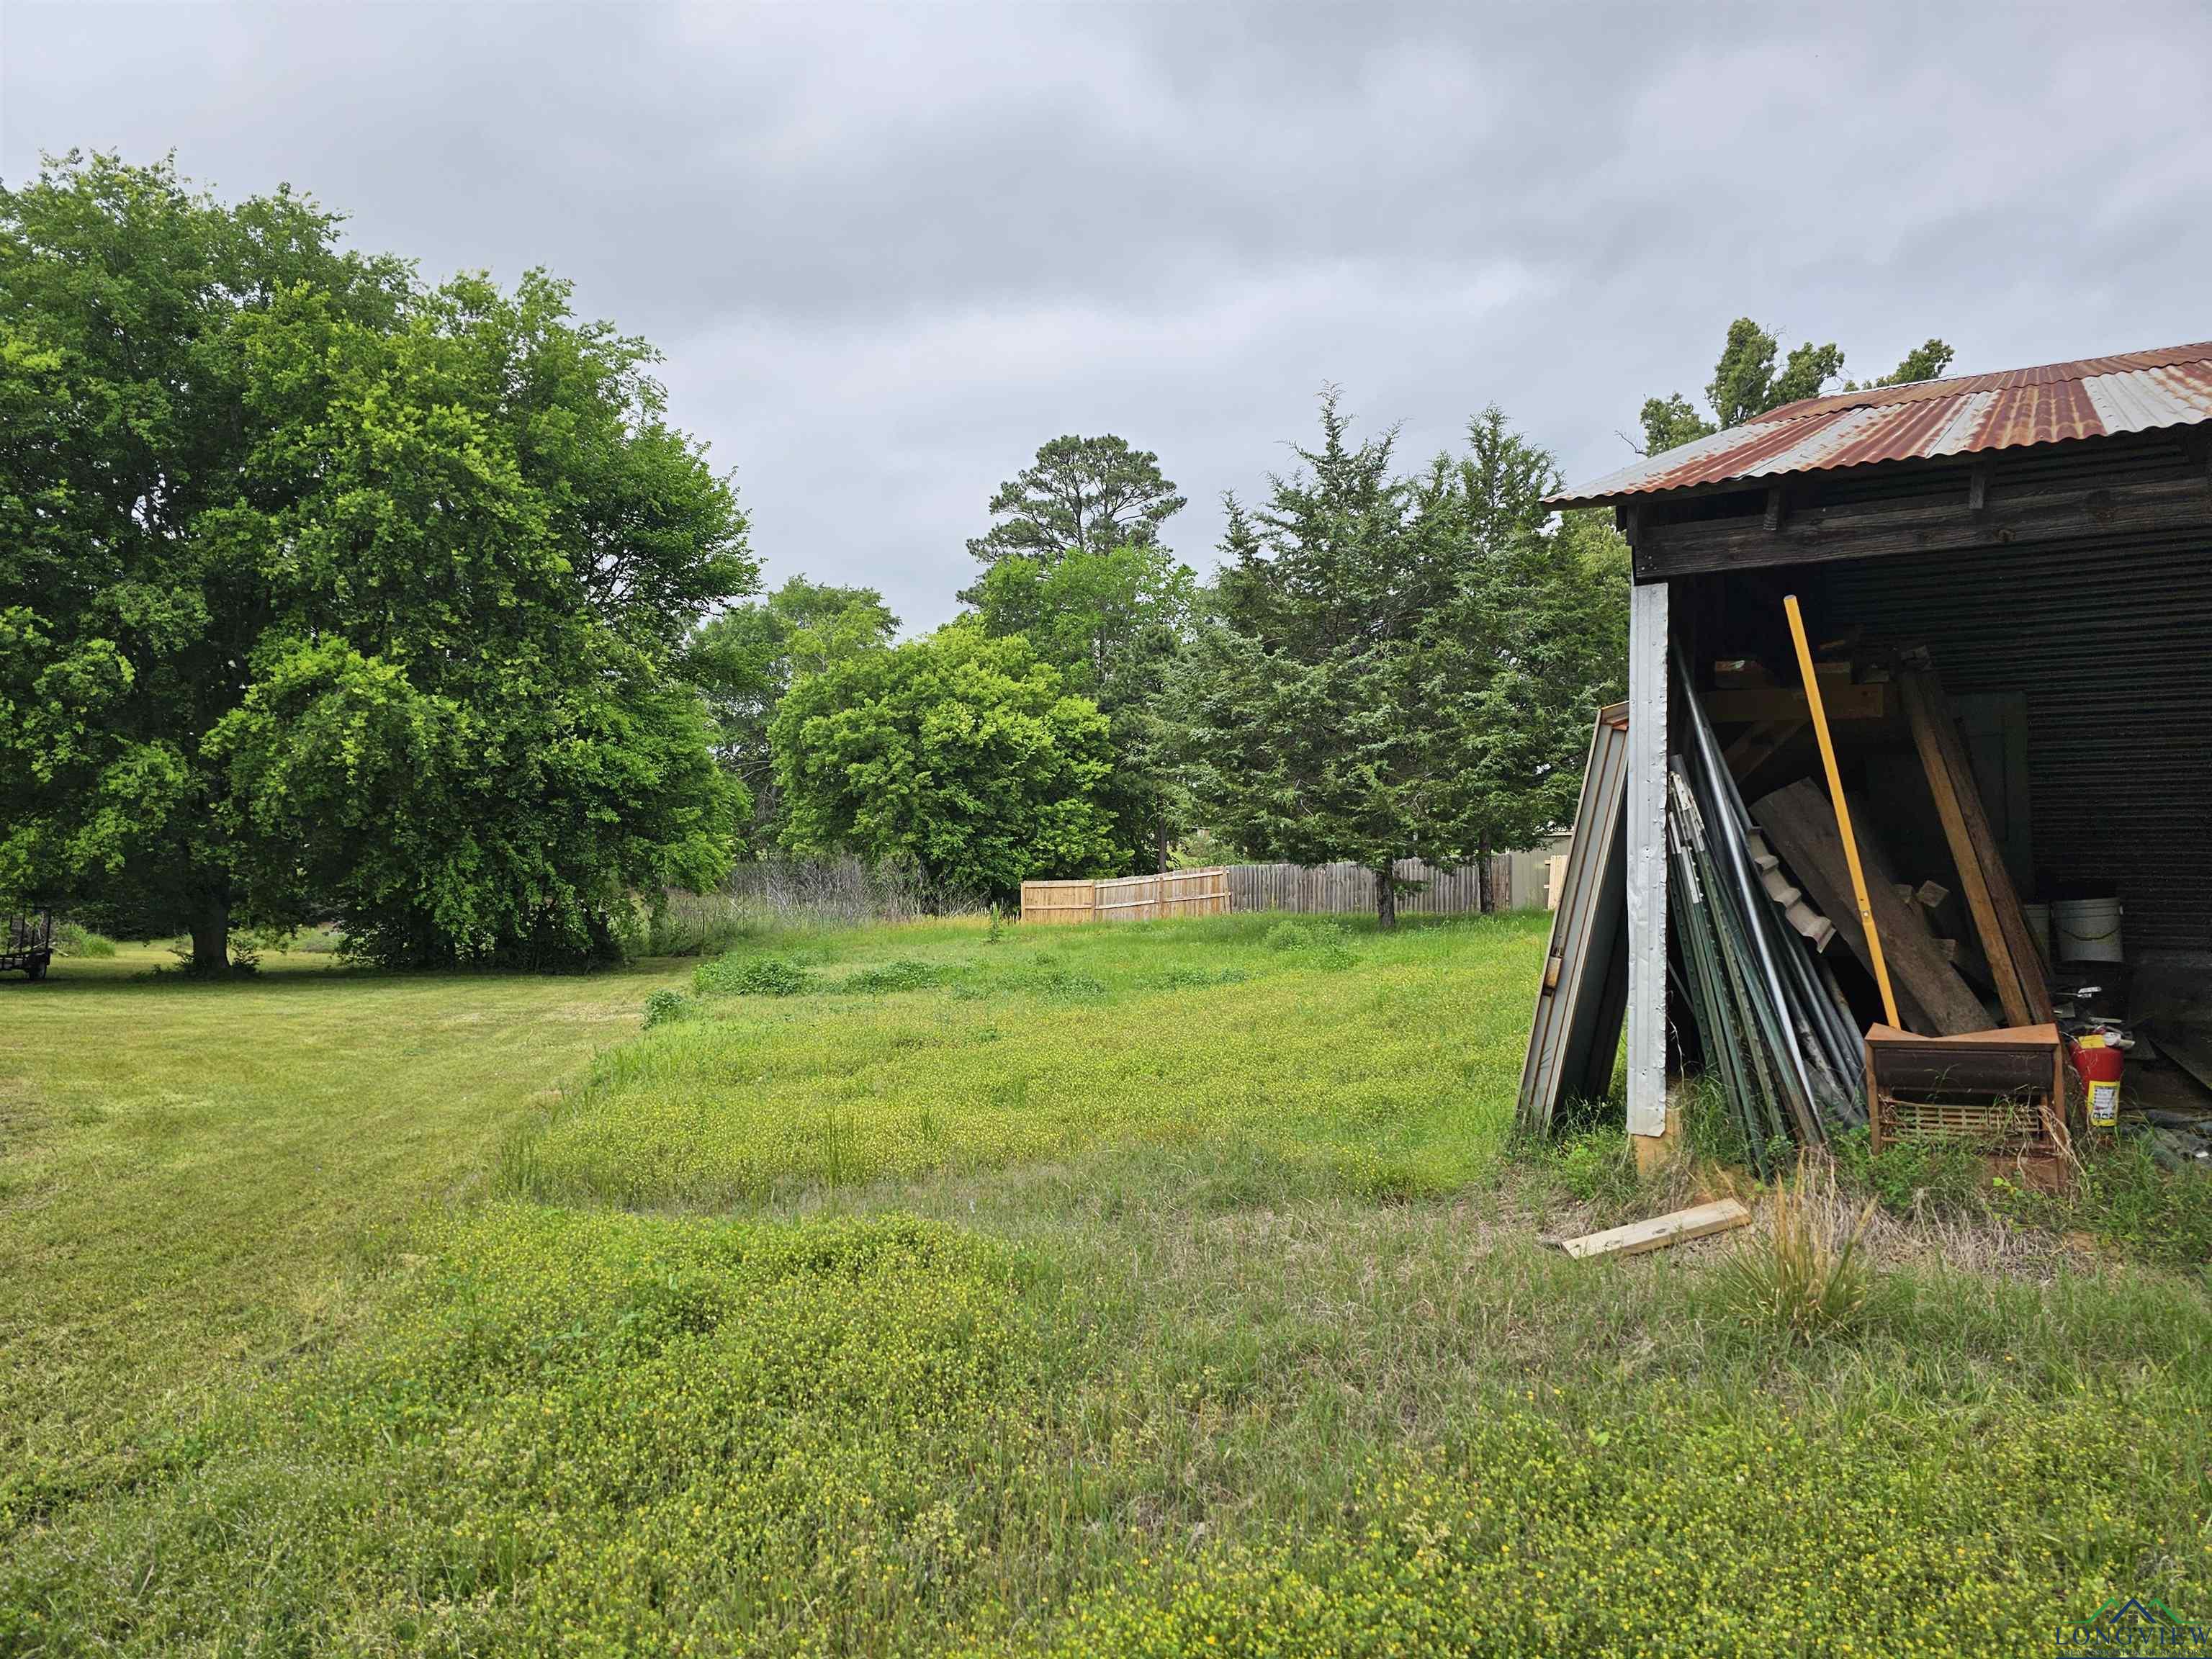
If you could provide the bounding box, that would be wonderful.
[1719,1152,1878,1346]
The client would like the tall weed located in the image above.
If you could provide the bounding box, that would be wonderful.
[1719,1154,1879,1347]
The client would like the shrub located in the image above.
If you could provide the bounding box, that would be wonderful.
[841,960,942,994]
[1718,1154,1878,1346]
[642,989,695,1028]
[53,921,117,958]
[643,891,760,958]
[693,954,814,998]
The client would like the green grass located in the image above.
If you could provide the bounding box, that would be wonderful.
[0,942,694,1529]
[507,914,1539,1211]
[3,918,2209,1657]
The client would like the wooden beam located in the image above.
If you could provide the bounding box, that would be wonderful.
[1753,779,1993,1036]
[1967,461,1990,515]
[1561,1197,1752,1259]
[1635,474,2212,580]
[1763,484,1786,531]
[1706,685,1887,725]
[1898,669,2051,1025]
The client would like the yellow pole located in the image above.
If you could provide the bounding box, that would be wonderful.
[1783,594,1900,1030]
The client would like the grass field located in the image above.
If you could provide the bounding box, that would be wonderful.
[2,917,2208,1656]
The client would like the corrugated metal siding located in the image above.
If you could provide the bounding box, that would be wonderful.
[1815,536,2212,953]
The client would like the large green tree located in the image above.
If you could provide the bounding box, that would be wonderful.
[958,434,1184,603]
[1420,413,1630,889]
[770,624,1116,901]
[1173,396,1625,926]
[971,541,1195,871]
[0,153,753,969]
[1639,318,1956,454]
[691,576,898,841]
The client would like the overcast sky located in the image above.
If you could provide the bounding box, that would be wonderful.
[7,2,2209,629]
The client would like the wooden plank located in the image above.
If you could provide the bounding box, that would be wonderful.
[1753,779,1992,1036]
[1899,670,2028,1023]
[1706,685,1887,724]
[1635,474,2212,581]
[1560,1197,1753,1259]
[1899,669,2050,1025]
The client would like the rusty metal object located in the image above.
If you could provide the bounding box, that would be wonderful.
[1552,341,2212,509]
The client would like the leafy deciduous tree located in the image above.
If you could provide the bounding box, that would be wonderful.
[1637,318,1956,455]
[691,576,898,841]
[971,543,1195,871]
[0,153,755,970]
[770,624,1117,901]
[0,152,410,968]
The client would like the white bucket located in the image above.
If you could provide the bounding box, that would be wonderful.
[2052,896,2123,963]
[2021,903,2052,965]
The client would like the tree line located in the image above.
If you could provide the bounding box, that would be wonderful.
[1,153,1941,967]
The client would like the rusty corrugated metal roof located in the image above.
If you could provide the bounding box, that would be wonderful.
[1551,340,2212,508]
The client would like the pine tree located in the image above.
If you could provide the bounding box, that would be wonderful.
[1172,395,1626,926]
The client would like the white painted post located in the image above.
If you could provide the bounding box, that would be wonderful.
[1626,581,1670,1141]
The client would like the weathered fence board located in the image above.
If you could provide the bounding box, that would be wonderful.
[1227,856,1518,916]
[1022,851,1563,925]
[1020,878,1100,925]
[1021,868,1230,925]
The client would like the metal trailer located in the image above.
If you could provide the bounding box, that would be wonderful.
[2,905,55,979]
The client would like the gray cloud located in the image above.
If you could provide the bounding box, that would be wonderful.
[9,1,2210,629]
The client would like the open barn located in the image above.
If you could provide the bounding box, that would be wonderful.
[1530,341,2212,1177]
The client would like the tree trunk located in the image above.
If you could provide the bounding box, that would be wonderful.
[1478,838,1495,915]
[1156,816,1169,876]
[1375,863,1398,931]
[187,891,230,976]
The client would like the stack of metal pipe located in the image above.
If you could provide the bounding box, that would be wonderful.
[1666,645,1863,1172]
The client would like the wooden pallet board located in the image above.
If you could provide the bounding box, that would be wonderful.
[1560,1198,1753,1260]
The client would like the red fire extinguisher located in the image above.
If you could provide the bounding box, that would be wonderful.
[2069,1033,2123,1132]
[2062,983,2126,1132]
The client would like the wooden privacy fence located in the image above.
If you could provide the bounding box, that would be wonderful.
[1228,856,1524,916]
[1020,854,1560,925]
[1020,868,1231,925]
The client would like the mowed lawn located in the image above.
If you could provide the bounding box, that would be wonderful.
[0,945,698,1525]
[2,916,2208,1658]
